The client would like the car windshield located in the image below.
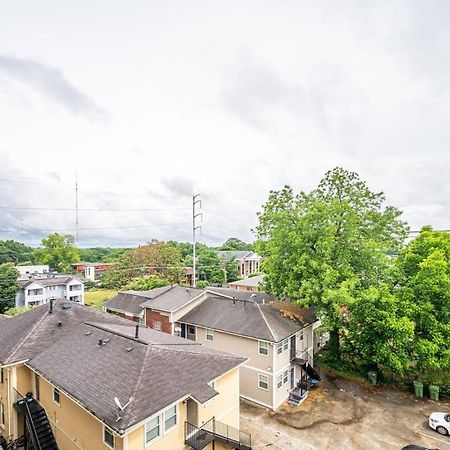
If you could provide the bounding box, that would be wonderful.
[445,414,450,422]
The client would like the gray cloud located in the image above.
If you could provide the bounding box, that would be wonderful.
[162,176,195,198]
[0,55,110,121]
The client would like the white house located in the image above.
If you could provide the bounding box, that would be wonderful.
[15,265,50,279]
[15,276,85,307]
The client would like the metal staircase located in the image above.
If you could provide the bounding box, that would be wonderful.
[14,395,58,450]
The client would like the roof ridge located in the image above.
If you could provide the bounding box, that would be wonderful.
[5,305,49,364]
[152,345,244,360]
[256,303,277,342]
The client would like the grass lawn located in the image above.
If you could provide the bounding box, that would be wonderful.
[85,289,117,310]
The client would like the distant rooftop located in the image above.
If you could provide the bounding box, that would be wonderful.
[228,274,264,288]
[216,250,260,261]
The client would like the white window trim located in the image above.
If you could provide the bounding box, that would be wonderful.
[103,425,115,449]
[144,413,161,447]
[258,341,269,356]
[206,328,214,341]
[258,373,269,391]
[282,339,288,351]
[163,404,178,434]
[276,374,283,390]
[53,387,61,406]
[276,342,283,354]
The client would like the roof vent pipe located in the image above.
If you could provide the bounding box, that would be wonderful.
[135,324,139,339]
[49,299,54,314]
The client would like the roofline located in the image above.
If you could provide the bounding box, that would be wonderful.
[141,288,206,313]
[104,306,142,317]
[170,290,207,313]
[256,303,276,341]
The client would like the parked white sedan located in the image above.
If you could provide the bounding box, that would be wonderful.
[428,412,450,436]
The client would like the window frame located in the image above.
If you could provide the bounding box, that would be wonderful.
[276,342,283,355]
[258,341,269,356]
[53,387,60,406]
[154,321,161,331]
[145,413,161,446]
[258,374,269,391]
[163,404,177,433]
[283,370,288,385]
[206,328,214,341]
[276,374,283,390]
[282,339,288,351]
[103,425,115,449]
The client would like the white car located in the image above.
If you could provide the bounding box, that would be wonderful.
[429,412,450,436]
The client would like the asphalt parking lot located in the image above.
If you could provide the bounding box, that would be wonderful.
[240,370,450,450]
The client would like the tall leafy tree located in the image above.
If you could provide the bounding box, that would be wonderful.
[219,238,253,251]
[256,168,408,358]
[36,233,80,272]
[0,263,19,313]
[394,227,450,372]
[0,240,36,264]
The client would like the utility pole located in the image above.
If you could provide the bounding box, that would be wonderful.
[75,170,79,244]
[192,194,202,287]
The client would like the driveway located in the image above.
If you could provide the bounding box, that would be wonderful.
[240,370,450,450]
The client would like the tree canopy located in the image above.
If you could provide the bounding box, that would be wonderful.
[36,233,80,272]
[0,263,19,313]
[218,238,253,251]
[0,240,36,264]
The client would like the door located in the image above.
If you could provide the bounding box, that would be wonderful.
[180,323,186,338]
[290,367,295,390]
[290,335,296,360]
[187,398,198,427]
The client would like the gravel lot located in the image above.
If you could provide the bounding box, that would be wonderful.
[240,370,450,450]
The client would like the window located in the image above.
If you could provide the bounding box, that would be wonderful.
[283,370,288,385]
[299,330,304,341]
[145,415,160,444]
[154,321,161,331]
[258,341,269,356]
[277,342,283,355]
[206,329,214,341]
[104,426,115,449]
[276,374,283,390]
[164,405,177,431]
[0,368,3,384]
[188,325,195,335]
[258,374,269,390]
[53,387,60,405]
[283,339,288,351]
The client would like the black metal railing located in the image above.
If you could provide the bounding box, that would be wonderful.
[291,349,313,365]
[185,417,251,450]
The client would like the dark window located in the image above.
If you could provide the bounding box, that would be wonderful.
[188,325,195,335]
[104,427,115,448]
[53,387,60,405]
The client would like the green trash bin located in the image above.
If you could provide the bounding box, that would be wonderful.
[368,371,378,385]
[429,384,440,401]
[413,380,423,398]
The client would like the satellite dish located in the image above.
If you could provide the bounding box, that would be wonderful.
[114,397,123,411]
[175,327,181,333]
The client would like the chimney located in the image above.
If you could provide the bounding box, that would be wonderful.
[135,324,139,339]
[49,299,54,314]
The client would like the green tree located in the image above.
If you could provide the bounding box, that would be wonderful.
[79,247,127,263]
[256,168,408,360]
[101,250,134,289]
[125,275,171,291]
[0,240,36,264]
[219,238,253,251]
[195,246,226,284]
[36,233,80,272]
[0,263,19,313]
[225,257,239,282]
[394,227,450,372]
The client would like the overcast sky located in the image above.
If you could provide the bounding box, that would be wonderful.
[1,1,449,248]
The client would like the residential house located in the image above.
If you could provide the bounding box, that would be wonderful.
[227,275,264,292]
[15,265,50,278]
[0,300,250,450]
[15,276,85,307]
[72,262,113,281]
[107,286,323,410]
[216,251,262,278]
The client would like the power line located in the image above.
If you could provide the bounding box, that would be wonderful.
[0,206,190,212]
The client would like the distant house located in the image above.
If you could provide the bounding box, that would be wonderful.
[227,274,264,292]
[217,251,262,278]
[0,300,248,450]
[15,265,50,278]
[106,285,325,410]
[16,276,85,307]
[72,262,113,281]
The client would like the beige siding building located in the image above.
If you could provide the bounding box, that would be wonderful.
[0,301,250,450]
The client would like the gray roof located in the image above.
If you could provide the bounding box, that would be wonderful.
[228,275,264,288]
[0,301,130,366]
[206,287,276,304]
[139,285,206,312]
[179,296,315,342]
[18,276,81,289]
[103,291,149,316]
[28,321,245,433]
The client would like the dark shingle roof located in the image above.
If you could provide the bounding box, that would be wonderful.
[28,321,244,432]
[139,285,206,312]
[103,292,148,316]
[180,296,315,342]
[0,301,132,365]
[206,287,276,304]
[216,251,253,261]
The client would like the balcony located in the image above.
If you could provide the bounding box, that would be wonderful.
[185,417,251,450]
